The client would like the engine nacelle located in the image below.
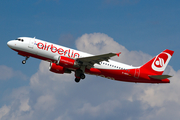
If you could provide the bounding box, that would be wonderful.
[57,56,80,68]
[49,63,71,74]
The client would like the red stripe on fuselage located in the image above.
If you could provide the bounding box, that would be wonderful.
[85,68,170,83]
[13,49,56,63]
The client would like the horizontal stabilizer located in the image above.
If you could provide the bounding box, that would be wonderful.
[149,75,172,80]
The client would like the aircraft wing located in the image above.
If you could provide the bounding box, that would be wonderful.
[76,52,121,69]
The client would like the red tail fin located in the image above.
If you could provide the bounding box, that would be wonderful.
[140,49,174,75]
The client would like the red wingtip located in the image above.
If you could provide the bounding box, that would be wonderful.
[116,52,121,57]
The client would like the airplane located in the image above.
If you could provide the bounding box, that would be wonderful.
[7,37,174,83]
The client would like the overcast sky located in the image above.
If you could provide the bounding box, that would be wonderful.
[1,0,180,120]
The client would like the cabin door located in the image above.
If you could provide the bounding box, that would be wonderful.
[134,68,140,78]
[28,39,34,49]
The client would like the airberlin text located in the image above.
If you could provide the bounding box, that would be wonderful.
[36,42,80,58]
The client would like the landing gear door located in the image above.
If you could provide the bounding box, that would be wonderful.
[28,39,34,49]
[134,68,140,78]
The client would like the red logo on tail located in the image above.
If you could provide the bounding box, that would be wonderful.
[152,52,171,72]
[154,53,168,68]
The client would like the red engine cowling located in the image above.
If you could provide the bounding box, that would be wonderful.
[49,63,71,74]
[57,56,79,68]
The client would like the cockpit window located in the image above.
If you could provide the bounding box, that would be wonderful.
[16,38,24,42]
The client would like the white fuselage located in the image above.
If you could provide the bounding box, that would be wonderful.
[7,37,137,70]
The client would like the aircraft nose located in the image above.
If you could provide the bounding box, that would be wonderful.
[7,41,13,48]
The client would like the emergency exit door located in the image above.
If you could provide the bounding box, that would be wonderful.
[28,39,34,49]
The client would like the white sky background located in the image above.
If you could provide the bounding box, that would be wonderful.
[1,33,180,120]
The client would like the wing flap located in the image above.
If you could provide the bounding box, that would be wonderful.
[76,52,121,69]
[77,53,120,63]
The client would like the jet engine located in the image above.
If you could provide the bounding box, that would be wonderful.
[49,62,71,74]
[57,56,80,68]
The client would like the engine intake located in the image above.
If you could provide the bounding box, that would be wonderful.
[49,62,71,74]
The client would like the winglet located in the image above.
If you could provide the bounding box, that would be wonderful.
[116,52,121,57]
